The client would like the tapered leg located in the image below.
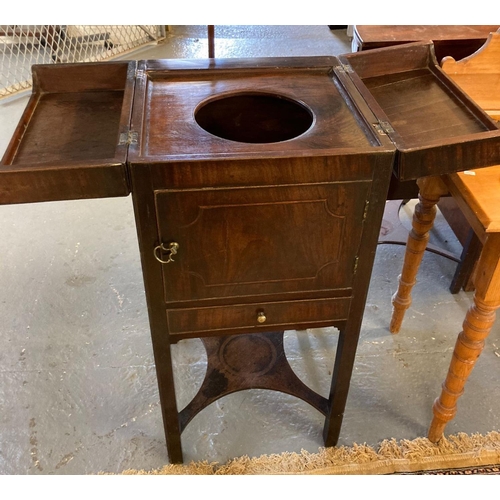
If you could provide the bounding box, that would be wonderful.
[129,169,183,464]
[390,177,449,333]
[429,233,500,442]
[154,342,183,464]
[323,326,360,446]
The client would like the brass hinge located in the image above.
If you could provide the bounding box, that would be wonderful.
[353,256,359,274]
[373,121,395,136]
[363,199,370,221]
[119,131,139,146]
[335,62,354,74]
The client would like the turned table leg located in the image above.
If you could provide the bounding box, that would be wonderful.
[428,232,500,442]
[390,177,449,334]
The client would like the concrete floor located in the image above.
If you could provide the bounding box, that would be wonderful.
[0,25,499,475]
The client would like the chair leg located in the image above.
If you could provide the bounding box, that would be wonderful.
[428,233,500,442]
[449,229,482,294]
[390,177,449,334]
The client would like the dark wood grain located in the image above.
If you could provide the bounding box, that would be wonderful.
[140,68,381,160]
[179,331,330,432]
[340,42,500,180]
[127,57,396,462]
[363,69,487,147]
[324,153,393,446]
[0,61,136,204]
[4,50,500,463]
[166,297,351,339]
[13,91,124,164]
[129,162,183,464]
[32,60,132,93]
[156,182,370,303]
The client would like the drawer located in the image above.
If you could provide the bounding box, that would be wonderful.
[166,297,351,338]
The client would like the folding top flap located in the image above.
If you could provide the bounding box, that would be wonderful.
[0,60,136,205]
[339,42,500,181]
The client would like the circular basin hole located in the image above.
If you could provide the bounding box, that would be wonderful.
[195,92,313,144]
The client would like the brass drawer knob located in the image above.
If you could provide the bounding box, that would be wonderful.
[257,311,267,324]
[154,242,180,264]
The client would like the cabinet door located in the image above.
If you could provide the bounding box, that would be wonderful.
[155,182,371,304]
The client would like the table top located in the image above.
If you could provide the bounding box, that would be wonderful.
[134,57,381,162]
[353,25,499,44]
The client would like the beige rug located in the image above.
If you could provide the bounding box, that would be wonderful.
[119,431,500,475]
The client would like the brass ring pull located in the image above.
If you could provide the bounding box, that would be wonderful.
[154,242,180,264]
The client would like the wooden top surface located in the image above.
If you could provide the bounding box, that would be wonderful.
[360,68,489,148]
[2,61,135,168]
[12,91,125,165]
[354,25,499,44]
[0,61,135,205]
[449,167,500,232]
[129,57,390,162]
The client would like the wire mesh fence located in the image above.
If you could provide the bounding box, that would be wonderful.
[0,25,166,98]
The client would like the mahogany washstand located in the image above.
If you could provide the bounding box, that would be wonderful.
[2,44,500,463]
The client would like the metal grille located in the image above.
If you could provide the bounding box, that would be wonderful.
[0,25,165,98]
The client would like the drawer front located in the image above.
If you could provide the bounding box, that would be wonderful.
[155,182,371,304]
[166,297,351,337]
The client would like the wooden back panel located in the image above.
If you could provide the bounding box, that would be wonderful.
[441,31,500,120]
